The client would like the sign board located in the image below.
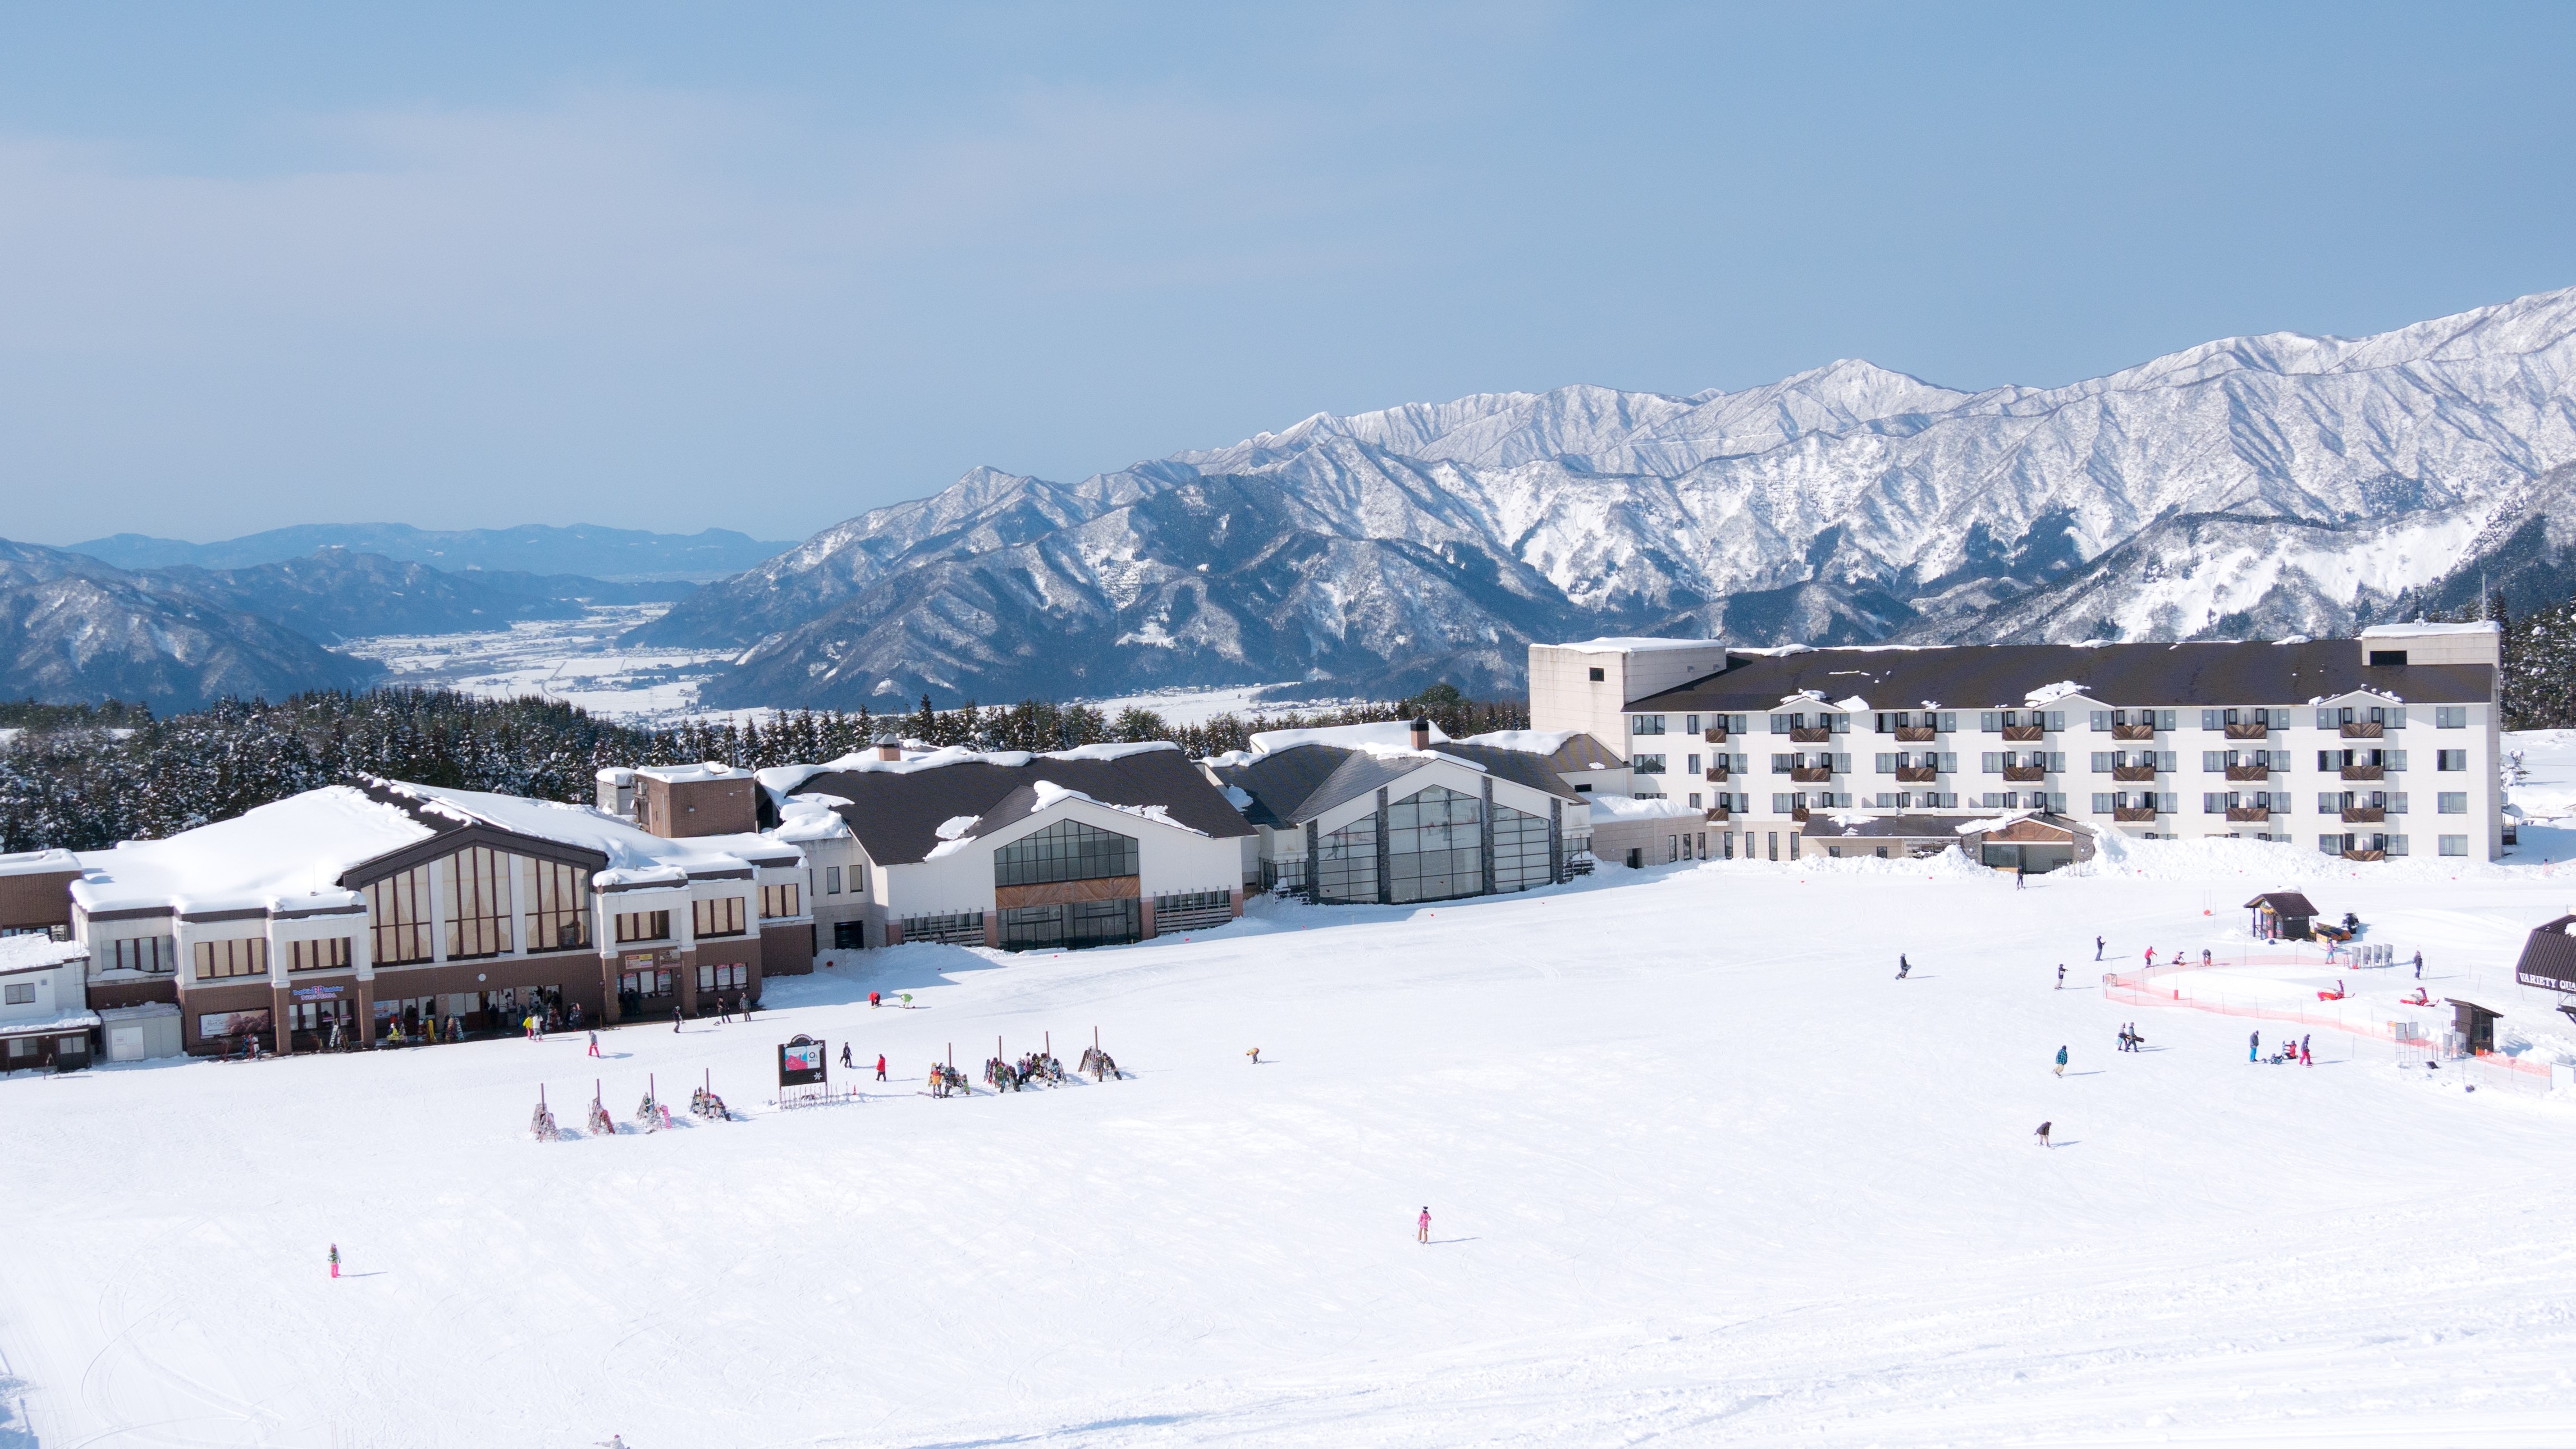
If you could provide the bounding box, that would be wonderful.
[778,1033,829,1088]
[622,948,679,970]
[291,985,345,1002]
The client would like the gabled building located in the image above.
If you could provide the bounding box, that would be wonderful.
[67,771,812,1057]
[756,739,1253,950]
[0,934,94,1073]
[1206,717,1590,902]
[1530,621,2504,862]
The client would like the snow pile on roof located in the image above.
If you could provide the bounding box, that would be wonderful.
[770,794,853,844]
[0,848,79,878]
[1021,781,1210,836]
[71,787,437,916]
[1457,729,1583,755]
[2025,681,2088,705]
[1222,785,1255,811]
[633,762,753,783]
[0,934,87,972]
[1553,637,1722,655]
[1248,721,1448,755]
[759,741,1183,800]
[2361,621,2500,638]
[1586,795,1699,821]
[934,816,981,841]
[1832,695,1872,713]
[397,782,796,876]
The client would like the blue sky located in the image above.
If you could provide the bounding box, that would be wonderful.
[6,2,2572,546]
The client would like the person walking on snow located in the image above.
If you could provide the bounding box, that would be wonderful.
[1418,1207,1431,1244]
[876,1054,887,1082]
[840,1043,853,1069]
[1896,954,1910,980]
[672,1006,683,1034]
[2249,1030,2260,1063]
[2414,950,2424,980]
[2301,1039,2314,1067]
[2056,964,2066,990]
[2054,1045,2069,1076]
[2034,1121,2052,1148]
[585,1031,600,1058]
[2095,935,2105,962]
[328,1243,339,1279]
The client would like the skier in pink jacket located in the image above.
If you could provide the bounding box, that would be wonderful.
[1417,1207,1431,1244]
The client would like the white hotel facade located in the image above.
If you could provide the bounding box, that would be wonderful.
[1529,622,2507,863]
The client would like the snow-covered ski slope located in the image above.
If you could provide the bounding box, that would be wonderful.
[8,845,2576,1447]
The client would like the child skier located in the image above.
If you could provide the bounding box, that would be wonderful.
[328,1243,340,1279]
[875,1054,887,1082]
[2249,1030,2260,1063]
[585,1031,600,1058]
[2054,1045,2069,1076]
[1417,1206,1431,1244]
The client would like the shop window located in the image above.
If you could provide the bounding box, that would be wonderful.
[760,883,801,919]
[697,963,749,992]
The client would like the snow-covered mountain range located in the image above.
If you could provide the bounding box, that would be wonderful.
[642,286,2576,707]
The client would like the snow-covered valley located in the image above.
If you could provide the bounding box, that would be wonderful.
[7,839,2576,1447]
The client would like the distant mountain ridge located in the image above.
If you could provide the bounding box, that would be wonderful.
[0,543,699,710]
[71,523,795,583]
[637,286,2576,707]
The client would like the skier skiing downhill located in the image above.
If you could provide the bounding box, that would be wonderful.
[328,1244,339,1279]
[876,1054,887,1082]
[2056,965,2066,990]
[1896,954,1910,980]
[2249,1030,2260,1063]
[2034,1121,2052,1148]
[840,1043,853,1069]
[585,1031,600,1059]
[2414,950,2424,980]
[2054,1045,2069,1077]
[2095,935,2104,962]
[1418,1207,1431,1244]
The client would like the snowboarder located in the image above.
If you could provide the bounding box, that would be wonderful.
[2095,935,2104,961]
[1417,1206,1431,1244]
[2053,1045,2069,1077]
[2034,1121,2052,1148]
[2249,1030,2260,1063]
[585,1031,600,1058]
[2056,965,2065,990]
[870,991,881,1009]
[2414,950,2424,980]
[328,1243,340,1279]
[840,1043,853,1069]
[1248,1046,1262,1063]
[875,1054,887,1082]
[1896,954,1910,980]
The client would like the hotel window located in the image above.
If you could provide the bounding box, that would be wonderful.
[1632,753,1667,775]
[615,909,672,944]
[109,936,173,973]
[2436,707,2468,729]
[697,963,749,992]
[2438,792,2468,813]
[1631,714,1666,735]
[2437,750,2468,771]
[995,819,1140,888]
[366,865,433,965]
[287,938,351,972]
[3,983,33,1005]
[761,883,801,919]
[194,937,268,981]
[823,865,843,895]
[443,847,513,960]
[693,897,748,938]
[524,860,592,952]
[1313,816,1379,904]
[2438,835,2469,857]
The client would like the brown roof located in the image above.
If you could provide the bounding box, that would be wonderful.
[800,748,1254,866]
[2245,892,2320,917]
[2513,915,2576,992]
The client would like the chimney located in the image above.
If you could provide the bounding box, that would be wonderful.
[1408,715,1431,751]
[873,731,902,762]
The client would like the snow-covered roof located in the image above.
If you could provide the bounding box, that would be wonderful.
[0,1009,101,1038]
[1586,794,1702,821]
[0,848,80,878]
[1457,728,1580,755]
[633,762,754,784]
[1552,637,1724,655]
[71,779,803,919]
[1246,720,1449,755]
[0,934,87,973]
[2025,681,2090,706]
[757,741,1182,803]
[71,787,438,917]
[2360,621,2501,638]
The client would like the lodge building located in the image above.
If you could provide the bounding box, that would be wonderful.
[1530,621,2508,864]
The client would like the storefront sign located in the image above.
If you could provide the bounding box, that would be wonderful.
[291,985,345,1002]
[198,1009,272,1040]
[778,1034,829,1087]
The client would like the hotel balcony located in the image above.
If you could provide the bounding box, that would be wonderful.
[2002,765,2048,783]
[2341,765,2385,781]
[2113,806,2159,822]
[2226,806,2271,823]
[2341,807,2386,824]
[2224,723,2270,740]
[2225,765,2272,781]
[1789,727,1833,744]
[2340,721,2385,739]
[2111,765,2158,783]
[2002,724,2046,742]
[2111,723,2158,741]
[1895,766,1938,784]
[1790,766,1834,784]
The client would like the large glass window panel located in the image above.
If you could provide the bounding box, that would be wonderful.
[367,865,433,965]
[994,819,1140,888]
[1314,816,1378,903]
[525,860,592,952]
[1388,785,1484,904]
[443,847,513,959]
[1491,801,1552,894]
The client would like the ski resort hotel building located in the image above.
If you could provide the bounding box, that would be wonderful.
[1529,621,2508,864]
